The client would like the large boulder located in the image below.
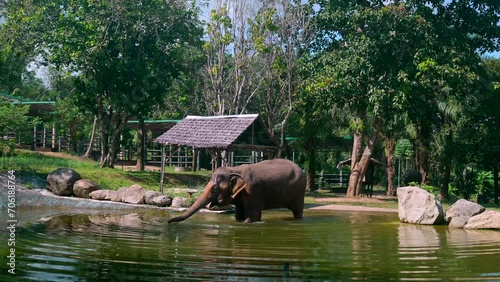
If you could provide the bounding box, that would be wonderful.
[397,186,444,225]
[110,187,128,202]
[445,199,485,228]
[46,168,81,196]
[464,210,500,229]
[151,195,172,207]
[73,179,100,198]
[171,197,191,208]
[144,190,162,205]
[89,189,116,201]
[121,184,147,204]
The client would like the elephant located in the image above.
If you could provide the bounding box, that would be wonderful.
[167,158,307,223]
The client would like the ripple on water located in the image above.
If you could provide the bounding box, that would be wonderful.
[2,210,499,281]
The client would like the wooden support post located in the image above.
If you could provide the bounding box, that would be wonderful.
[32,125,37,151]
[52,123,57,151]
[192,148,197,172]
[43,127,47,148]
[160,144,166,194]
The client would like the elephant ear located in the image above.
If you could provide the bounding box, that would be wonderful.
[230,173,247,199]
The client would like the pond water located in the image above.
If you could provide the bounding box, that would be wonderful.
[1,208,500,281]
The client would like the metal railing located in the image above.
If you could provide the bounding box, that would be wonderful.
[315,173,350,188]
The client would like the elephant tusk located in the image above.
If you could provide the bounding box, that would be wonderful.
[231,184,246,199]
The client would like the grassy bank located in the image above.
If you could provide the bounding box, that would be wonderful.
[0,149,210,192]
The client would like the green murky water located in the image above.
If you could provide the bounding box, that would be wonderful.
[1,209,500,281]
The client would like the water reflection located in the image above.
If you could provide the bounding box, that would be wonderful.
[0,210,499,281]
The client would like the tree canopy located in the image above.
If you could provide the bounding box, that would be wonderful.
[3,0,204,167]
[0,0,499,201]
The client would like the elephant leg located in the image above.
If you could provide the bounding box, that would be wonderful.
[288,197,304,219]
[242,199,262,223]
[234,204,245,221]
[243,207,262,223]
[241,188,262,223]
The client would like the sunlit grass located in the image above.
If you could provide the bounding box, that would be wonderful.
[0,149,210,191]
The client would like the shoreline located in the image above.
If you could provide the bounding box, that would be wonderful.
[0,183,398,214]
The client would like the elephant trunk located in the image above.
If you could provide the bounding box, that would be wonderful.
[167,184,214,223]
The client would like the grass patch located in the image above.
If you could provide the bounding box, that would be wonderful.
[0,149,210,192]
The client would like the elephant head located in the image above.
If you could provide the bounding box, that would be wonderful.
[167,168,246,223]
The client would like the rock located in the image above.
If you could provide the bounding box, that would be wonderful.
[171,197,191,208]
[89,189,116,201]
[397,186,444,225]
[110,187,128,202]
[46,168,82,196]
[448,216,470,228]
[445,199,485,228]
[144,190,162,205]
[73,179,100,198]
[151,195,172,207]
[121,184,146,204]
[464,210,500,229]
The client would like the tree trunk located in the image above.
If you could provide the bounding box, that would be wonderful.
[415,130,431,185]
[305,142,317,191]
[99,119,109,167]
[440,163,451,200]
[136,118,145,171]
[347,111,365,197]
[494,163,499,205]
[102,112,129,168]
[385,136,396,196]
[347,116,381,197]
[83,116,97,158]
[70,120,78,152]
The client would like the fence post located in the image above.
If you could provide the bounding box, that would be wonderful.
[32,125,37,151]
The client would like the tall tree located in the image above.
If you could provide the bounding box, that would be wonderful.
[311,0,500,196]
[203,0,258,116]
[249,0,315,156]
[5,0,203,167]
[311,1,436,196]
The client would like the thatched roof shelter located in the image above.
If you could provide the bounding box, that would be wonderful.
[154,114,277,192]
[154,114,276,150]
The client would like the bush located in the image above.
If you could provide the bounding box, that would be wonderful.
[0,140,14,157]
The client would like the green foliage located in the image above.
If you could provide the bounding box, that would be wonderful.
[0,103,35,133]
[394,139,413,160]
[421,185,439,195]
[476,170,495,202]
[0,103,38,156]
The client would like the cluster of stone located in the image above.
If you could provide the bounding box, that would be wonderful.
[45,167,192,208]
[398,186,500,230]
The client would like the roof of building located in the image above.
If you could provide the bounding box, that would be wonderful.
[337,158,385,168]
[125,119,180,135]
[154,114,276,150]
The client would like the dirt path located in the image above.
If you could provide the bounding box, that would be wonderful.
[308,204,397,213]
